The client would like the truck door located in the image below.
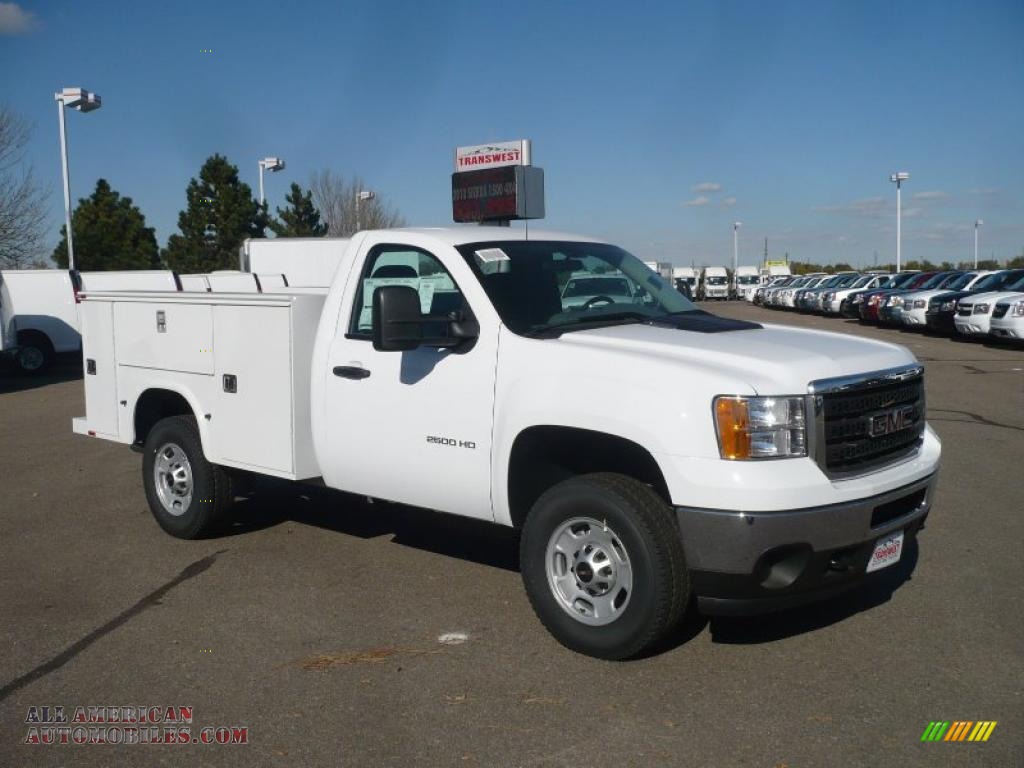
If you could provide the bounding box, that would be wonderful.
[322,243,497,521]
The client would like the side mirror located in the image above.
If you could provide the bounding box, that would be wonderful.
[372,284,480,353]
[372,285,423,351]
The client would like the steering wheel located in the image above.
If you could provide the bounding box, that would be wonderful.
[582,295,615,310]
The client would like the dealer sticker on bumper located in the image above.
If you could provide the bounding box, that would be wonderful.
[866,531,904,573]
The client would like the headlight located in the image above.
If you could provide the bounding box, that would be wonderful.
[714,396,807,460]
[973,303,990,315]
[941,300,956,311]
[852,295,864,304]
[913,300,926,308]
[869,295,880,305]
[890,296,904,307]
[823,292,834,301]
[1014,301,1024,317]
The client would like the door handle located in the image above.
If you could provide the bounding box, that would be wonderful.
[333,365,371,380]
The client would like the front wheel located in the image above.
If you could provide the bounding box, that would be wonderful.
[520,473,689,659]
[142,415,234,539]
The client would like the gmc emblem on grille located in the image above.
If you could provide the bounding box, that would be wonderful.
[869,405,916,437]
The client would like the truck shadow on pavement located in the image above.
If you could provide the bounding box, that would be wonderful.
[222,479,922,650]
[220,478,520,572]
[0,355,82,394]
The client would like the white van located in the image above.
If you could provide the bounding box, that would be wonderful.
[0,269,81,373]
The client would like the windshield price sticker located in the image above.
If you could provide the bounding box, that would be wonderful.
[475,248,510,263]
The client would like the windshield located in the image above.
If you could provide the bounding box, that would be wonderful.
[917,272,951,290]
[737,275,759,284]
[945,272,978,291]
[850,275,875,288]
[972,270,1024,292]
[457,240,699,336]
[881,273,919,289]
[706,276,727,285]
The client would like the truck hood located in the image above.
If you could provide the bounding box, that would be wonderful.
[557,321,914,395]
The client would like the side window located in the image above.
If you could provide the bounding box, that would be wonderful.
[348,245,464,337]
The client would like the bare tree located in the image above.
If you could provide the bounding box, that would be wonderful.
[0,106,49,269]
[309,169,404,237]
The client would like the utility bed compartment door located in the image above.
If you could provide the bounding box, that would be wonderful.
[114,302,214,374]
[207,305,293,473]
[80,301,119,437]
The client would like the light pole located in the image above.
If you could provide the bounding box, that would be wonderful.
[258,157,285,206]
[356,189,375,231]
[732,222,741,297]
[889,171,909,271]
[55,87,102,270]
[973,219,983,268]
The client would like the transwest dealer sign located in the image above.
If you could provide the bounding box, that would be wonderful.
[454,140,532,172]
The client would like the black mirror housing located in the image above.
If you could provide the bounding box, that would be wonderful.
[372,285,423,351]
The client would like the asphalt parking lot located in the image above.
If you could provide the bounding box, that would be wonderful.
[1,303,1022,768]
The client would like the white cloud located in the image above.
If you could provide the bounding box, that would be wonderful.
[683,196,711,207]
[813,197,887,217]
[722,196,737,207]
[692,182,721,193]
[913,190,949,201]
[0,2,36,35]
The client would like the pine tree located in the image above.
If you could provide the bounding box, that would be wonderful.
[269,183,327,237]
[162,154,267,272]
[53,179,159,270]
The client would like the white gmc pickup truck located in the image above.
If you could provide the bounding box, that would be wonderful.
[73,227,940,659]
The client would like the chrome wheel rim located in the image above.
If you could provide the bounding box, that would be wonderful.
[19,346,44,371]
[545,516,633,626]
[153,443,193,516]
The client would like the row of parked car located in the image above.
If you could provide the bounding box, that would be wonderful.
[751,268,1024,343]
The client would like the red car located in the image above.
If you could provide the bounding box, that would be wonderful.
[859,272,935,323]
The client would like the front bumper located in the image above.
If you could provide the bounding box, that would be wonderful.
[676,473,937,615]
[954,316,991,335]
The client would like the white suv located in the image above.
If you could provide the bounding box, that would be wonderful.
[990,295,1024,341]
[954,273,1024,337]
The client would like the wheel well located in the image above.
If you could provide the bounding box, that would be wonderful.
[16,329,53,350]
[134,389,194,445]
[507,426,670,528]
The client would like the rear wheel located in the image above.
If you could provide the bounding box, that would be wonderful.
[520,473,689,659]
[142,415,234,539]
[16,333,53,375]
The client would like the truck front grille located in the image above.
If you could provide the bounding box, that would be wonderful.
[809,365,926,476]
[993,303,1009,319]
[957,304,973,317]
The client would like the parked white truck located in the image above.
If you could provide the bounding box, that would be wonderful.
[700,266,730,300]
[72,227,940,659]
[0,269,81,373]
[733,265,760,301]
[241,237,349,287]
[672,267,698,298]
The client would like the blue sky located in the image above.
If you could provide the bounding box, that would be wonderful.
[2,0,1022,267]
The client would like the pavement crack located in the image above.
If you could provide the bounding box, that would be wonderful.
[0,550,226,703]
[930,408,1024,433]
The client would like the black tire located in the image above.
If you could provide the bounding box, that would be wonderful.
[142,415,234,539]
[520,473,689,660]
[16,333,53,375]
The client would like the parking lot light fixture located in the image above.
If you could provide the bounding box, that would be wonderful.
[258,157,286,206]
[55,87,102,271]
[733,222,742,285]
[889,172,909,272]
[974,219,983,269]
[356,189,375,231]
